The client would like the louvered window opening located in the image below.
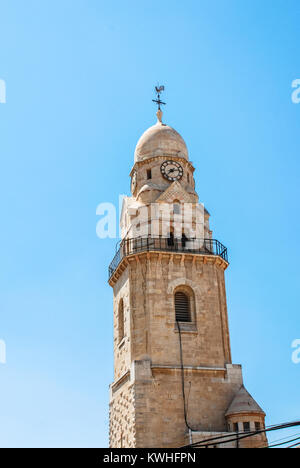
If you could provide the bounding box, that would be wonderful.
[175,292,191,322]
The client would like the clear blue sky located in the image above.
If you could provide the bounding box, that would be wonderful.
[0,0,299,448]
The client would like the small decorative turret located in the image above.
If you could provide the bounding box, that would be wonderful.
[225,385,268,448]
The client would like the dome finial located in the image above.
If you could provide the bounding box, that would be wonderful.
[156,109,163,123]
[152,84,166,121]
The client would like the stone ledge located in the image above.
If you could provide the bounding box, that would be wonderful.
[109,251,228,286]
[129,155,195,177]
[110,370,131,398]
[151,364,227,372]
[173,322,197,333]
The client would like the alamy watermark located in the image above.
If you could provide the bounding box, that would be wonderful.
[291,79,300,104]
[96,196,205,240]
[0,79,6,104]
[292,339,300,364]
[0,339,6,364]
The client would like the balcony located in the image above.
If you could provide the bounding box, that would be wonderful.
[108,236,228,280]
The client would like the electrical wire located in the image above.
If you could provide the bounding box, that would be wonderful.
[180,421,300,448]
[287,441,300,448]
[266,431,300,444]
[181,420,300,448]
[260,431,300,448]
[176,320,198,433]
[175,322,300,450]
[192,422,300,448]
[264,436,300,448]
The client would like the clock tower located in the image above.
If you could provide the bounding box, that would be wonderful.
[108,98,267,448]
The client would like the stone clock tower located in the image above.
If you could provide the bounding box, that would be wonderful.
[108,99,267,448]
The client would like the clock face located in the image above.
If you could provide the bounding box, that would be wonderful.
[161,160,183,181]
[131,170,137,192]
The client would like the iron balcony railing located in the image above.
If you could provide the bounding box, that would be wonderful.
[108,236,228,280]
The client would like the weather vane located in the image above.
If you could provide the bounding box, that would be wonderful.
[152,84,166,111]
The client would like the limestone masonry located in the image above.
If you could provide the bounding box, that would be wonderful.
[108,107,267,448]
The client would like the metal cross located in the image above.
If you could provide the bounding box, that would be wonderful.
[152,84,166,110]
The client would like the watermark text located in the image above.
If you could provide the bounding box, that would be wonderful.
[292,339,300,364]
[0,339,6,364]
[96,197,205,240]
[0,79,6,103]
[291,79,300,104]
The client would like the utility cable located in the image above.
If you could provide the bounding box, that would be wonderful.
[264,436,300,448]
[176,320,198,433]
[180,421,300,448]
[190,422,300,448]
[260,431,300,448]
[287,441,300,448]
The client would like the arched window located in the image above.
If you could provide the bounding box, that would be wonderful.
[175,291,191,322]
[118,299,124,342]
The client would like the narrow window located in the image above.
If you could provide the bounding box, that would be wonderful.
[147,169,152,180]
[243,422,250,433]
[173,203,180,215]
[175,291,191,322]
[118,299,124,342]
[255,422,261,432]
[233,422,239,432]
[187,173,190,183]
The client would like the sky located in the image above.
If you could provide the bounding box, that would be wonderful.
[0,0,299,448]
